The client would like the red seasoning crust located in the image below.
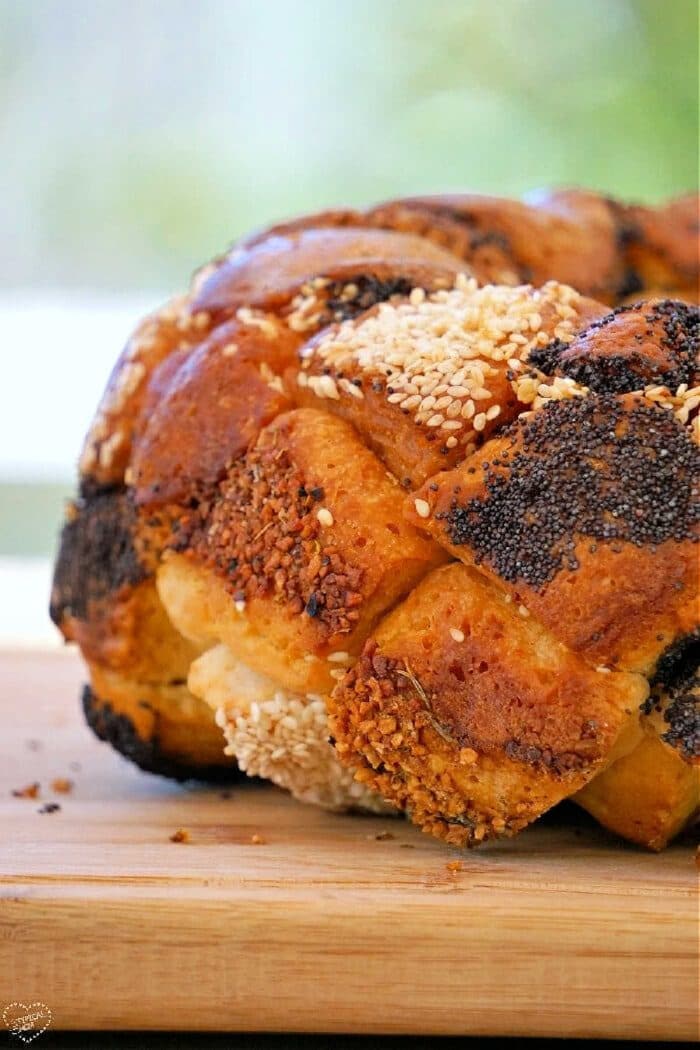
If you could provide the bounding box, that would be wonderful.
[328,562,646,846]
[157,408,446,695]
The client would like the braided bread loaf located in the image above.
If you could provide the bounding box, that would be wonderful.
[51,189,699,848]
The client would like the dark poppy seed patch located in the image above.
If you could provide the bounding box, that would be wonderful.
[442,395,700,591]
[530,300,699,394]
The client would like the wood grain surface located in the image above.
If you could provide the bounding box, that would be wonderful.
[0,650,697,1040]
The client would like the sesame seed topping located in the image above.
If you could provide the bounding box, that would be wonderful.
[195,647,388,812]
[236,307,278,339]
[328,651,351,663]
[414,498,431,519]
[302,279,586,454]
[317,508,334,527]
[530,301,699,397]
[192,310,211,330]
[178,435,365,637]
[449,627,465,642]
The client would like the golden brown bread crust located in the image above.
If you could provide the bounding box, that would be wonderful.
[575,713,699,850]
[243,189,699,306]
[50,485,195,679]
[525,299,699,393]
[406,295,699,679]
[78,191,699,494]
[621,194,700,302]
[130,314,300,508]
[238,205,520,285]
[80,226,466,494]
[79,294,214,489]
[574,633,699,848]
[376,193,623,302]
[52,186,699,833]
[192,226,465,322]
[82,675,239,781]
[64,224,464,774]
[393,307,699,845]
[328,563,646,846]
[50,485,237,777]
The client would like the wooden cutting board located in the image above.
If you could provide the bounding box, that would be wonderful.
[0,650,697,1041]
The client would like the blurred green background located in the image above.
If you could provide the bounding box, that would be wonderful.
[2,0,698,292]
[1,0,698,561]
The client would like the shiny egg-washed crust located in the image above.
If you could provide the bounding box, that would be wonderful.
[328,563,647,846]
[369,192,623,302]
[245,189,700,305]
[80,226,466,492]
[191,226,464,323]
[78,294,212,490]
[52,187,699,838]
[527,299,699,394]
[130,314,301,508]
[77,190,698,494]
[620,193,700,302]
